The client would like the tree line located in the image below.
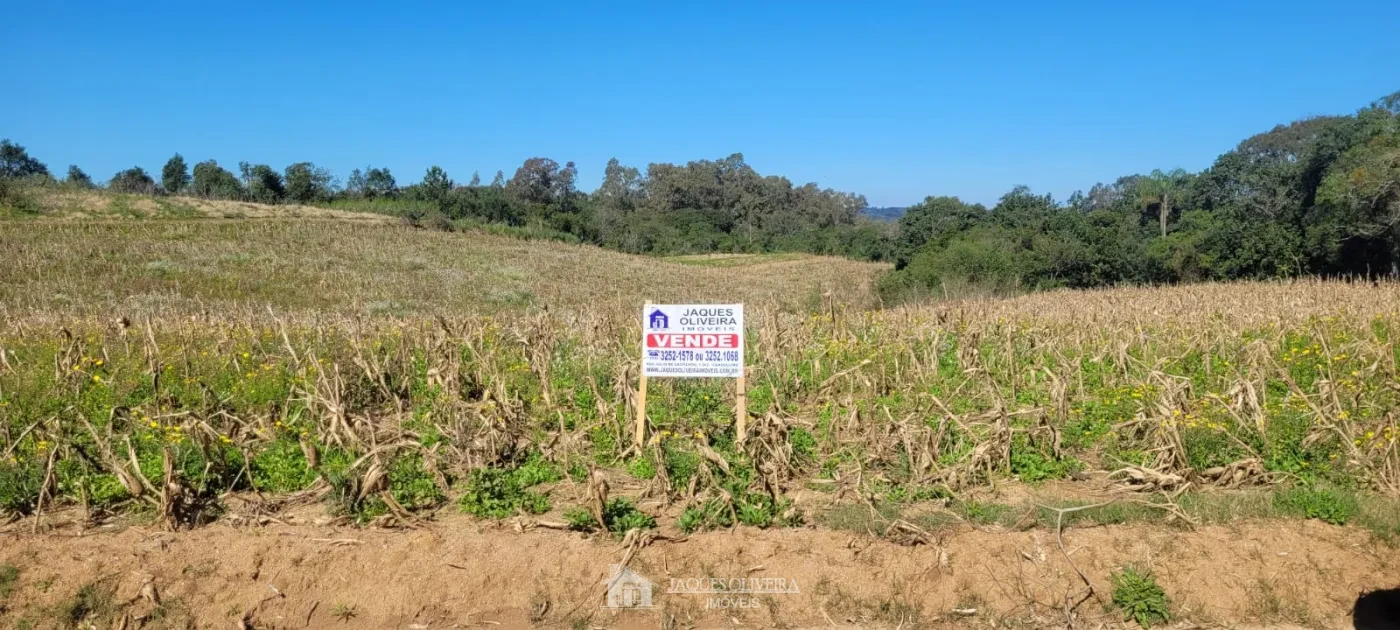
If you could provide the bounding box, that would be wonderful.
[0,144,892,260]
[882,90,1400,300]
[2,89,1397,299]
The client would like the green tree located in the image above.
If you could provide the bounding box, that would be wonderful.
[1312,112,1400,273]
[242,163,285,203]
[894,196,986,268]
[345,168,366,196]
[65,165,93,188]
[284,162,333,203]
[1139,169,1190,237]
[594,158,645,246]
[421,166,453,207]
[161,153,189,193]
[0,139,49,179]
[358,167,396,198]
[506,157,564,206]
[109,167,157,194]
[191,160,244,199]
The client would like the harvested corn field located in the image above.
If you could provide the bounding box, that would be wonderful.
[3,251,1400,626]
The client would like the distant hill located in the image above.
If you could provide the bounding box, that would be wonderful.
[0,188,889,317]
[862,206,906,221]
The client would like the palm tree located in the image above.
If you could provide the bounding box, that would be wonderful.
[1140,168,1189,237]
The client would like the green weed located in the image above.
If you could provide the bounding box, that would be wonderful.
[564,497,655,535]
[1111,567,1171,628]
[331,601,357,622]
[0,461,42,516]
[251,439,318,493]
[458,466,550,519]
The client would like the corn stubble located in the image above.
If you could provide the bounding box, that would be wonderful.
[2,256,1399,532]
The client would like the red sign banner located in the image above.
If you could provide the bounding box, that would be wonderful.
[645,334,740,349]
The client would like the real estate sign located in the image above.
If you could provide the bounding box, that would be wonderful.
[641,304,744,378]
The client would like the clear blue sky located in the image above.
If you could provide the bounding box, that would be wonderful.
[4,1,1397,207]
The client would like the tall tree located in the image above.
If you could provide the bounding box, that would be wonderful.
[594,158,644,245]
[0,139,49,179]
[346,168,366,196]
[422,166,453,204]
[161,153,189,193]
[1311,110,1400,273]
[363,167,396,198]
[506,158,566,206]
[1140,168,1189,237]
[469,171,481,187]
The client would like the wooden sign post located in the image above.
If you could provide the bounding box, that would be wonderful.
[636,303,746,447]
[735,367,747,444]
[635,303,650,448]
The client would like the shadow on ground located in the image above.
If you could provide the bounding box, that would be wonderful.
[1355,589,1400,629]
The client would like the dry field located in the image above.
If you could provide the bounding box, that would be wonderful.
[0,217,885,319]
[4,188,392,223]
[2,196,1399,628]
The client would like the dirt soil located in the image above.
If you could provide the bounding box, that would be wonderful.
[1,511,1394,630]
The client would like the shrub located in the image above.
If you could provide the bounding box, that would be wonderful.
[191,160,244,199]
[0,178,41,214]
[108,167,158,194]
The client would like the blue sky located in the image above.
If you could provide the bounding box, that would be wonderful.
[4,1,1397,207]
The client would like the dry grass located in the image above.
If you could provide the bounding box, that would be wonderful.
[0,218,886,320]
[11,188,391,222]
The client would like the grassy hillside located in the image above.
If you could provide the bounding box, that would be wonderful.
[0,197,887,320]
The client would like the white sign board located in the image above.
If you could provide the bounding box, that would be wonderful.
[642,304,744,378]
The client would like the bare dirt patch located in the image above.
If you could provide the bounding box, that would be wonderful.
[0,514,1392,629]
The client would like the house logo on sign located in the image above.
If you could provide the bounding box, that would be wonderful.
[602,564,655,609]
[648,309,669,330]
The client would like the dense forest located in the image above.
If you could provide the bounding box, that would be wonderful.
[2,90,1397,301]
[883,91,1400,300]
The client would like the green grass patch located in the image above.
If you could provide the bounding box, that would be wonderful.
[0,563,19,599]
[1273,485,1359,525]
